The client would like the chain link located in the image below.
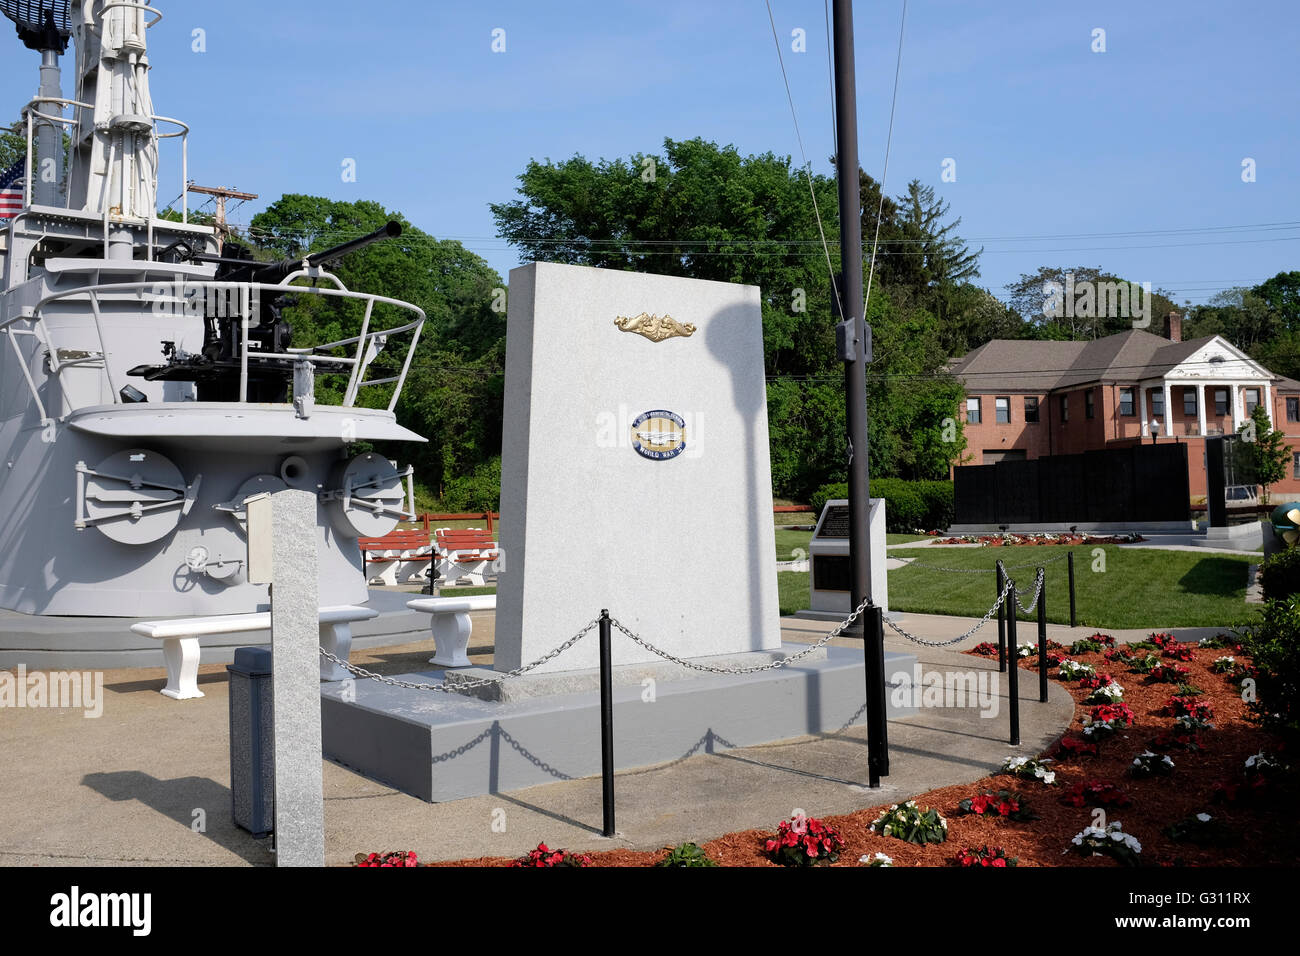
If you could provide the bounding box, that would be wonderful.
[1011,568,1045,614]
[883,578,1013,647]
[609,596,875,675]
[318,617,600,692]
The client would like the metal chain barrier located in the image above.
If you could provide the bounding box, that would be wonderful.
[882,577,1013,647]
[1011,568,1045,615]
[318,616,600,692]
[609,595,874,675]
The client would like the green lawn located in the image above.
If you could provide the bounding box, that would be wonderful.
[775,529,930,559]
[778,545,1260,628]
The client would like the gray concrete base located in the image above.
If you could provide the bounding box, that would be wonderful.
[444,646,827,702]
[948,521,1193,534]
[1198,522,1265,551]
[0,589,429,669]
[792,609,902,623]
[321,644,917,802]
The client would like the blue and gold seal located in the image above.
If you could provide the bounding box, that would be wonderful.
[630,409,687,460]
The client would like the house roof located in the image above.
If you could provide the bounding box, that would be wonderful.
[950,330,1273,394]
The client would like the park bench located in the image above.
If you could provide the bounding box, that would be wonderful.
[406,594,497,667]
[358,529,433,586]
[131,604,379,699]
[434,528,500,587]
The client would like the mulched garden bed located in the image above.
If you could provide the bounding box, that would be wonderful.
[395,634,1296,867]
[936,533,1143,546]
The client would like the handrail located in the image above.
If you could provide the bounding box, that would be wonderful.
[15,277,425,411]
[21,96,190,224]
[100,2,163,27]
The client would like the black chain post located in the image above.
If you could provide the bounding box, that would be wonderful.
[996,561,1007,672]
[1006,583,1020,746]
[864,602,889,787]
[1068,551,1077,628]
[598,609,615,837]
[1037,567,1048,703]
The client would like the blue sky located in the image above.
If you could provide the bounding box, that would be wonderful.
[4,1,1296,306]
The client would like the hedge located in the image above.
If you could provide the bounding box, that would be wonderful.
[808,479,954,533]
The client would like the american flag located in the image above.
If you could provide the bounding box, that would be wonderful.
[0,159,25,220]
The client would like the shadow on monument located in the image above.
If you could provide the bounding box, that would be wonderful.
[705,301,776,653]
[81,770,271,864]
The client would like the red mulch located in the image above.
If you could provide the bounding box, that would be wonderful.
[937,534,1140,546]
[421,637,1295,867]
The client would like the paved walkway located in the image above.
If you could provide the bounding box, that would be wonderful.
[0,609,1089,866]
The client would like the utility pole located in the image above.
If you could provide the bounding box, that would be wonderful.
[833,0,887,785]
[187,183,257,251]
[833,1,872,637]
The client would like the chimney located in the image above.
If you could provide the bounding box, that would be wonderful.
[1164,310,1182,343]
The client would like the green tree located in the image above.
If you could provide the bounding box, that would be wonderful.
[491,138,968,498]
[1005,265,1179,340]
[1240,405,1291,506]
[246,195,506,498]
[1253,271,1300,332]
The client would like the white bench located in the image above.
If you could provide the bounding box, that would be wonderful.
[406,595,496,668]
[131,604,380,699]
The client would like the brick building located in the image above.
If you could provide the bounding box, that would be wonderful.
[948,313,1300,497]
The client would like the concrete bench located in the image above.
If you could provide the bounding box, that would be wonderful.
[406,595,496,668]
[131,604,380,699]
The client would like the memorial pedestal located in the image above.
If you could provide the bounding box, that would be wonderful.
[805,498,888,617]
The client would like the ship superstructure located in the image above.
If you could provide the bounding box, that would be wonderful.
[0,1,425,617]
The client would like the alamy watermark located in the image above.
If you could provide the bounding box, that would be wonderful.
[1,665,103,718]
[1043,273,1152,328]
[890,664,1000,718]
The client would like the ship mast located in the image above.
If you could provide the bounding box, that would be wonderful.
[65,0,160,257]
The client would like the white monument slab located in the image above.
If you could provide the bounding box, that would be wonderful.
[496,261,781,673]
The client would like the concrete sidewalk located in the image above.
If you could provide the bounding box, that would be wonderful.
[0,609,1100,866]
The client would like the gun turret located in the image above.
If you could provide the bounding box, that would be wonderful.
[129,222,405,402]
[217,221,403,286]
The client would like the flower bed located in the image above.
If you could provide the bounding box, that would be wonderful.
[935,533,1142,546]
[420,629,1294,867]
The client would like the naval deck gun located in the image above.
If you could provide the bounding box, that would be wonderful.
[126,221,409,403]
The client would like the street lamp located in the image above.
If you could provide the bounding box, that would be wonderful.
[1150,419,1160,444]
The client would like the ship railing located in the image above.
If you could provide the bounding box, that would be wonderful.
[20,94,191,239]
[8,278,426,414]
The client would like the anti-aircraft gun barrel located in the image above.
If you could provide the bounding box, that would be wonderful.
[249,220,403,285]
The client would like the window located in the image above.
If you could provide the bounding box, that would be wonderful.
[1060,395,1069,422]
[1151,390,1164,418]
[1246,389,1260,414]
[966,397,981,424]
[1184,388,1197,416]
[1085,390,1095,419]
[1215,389,1228,415]
[1288,397,1300,423]
[1294,452,1300,480]
[995,396,1010,424]
[1024,396,1039,423]
[1119,387,1135,416]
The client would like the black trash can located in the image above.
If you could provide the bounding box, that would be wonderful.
[227,646,274,838]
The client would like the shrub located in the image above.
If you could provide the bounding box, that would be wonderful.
[1234,599,1300,743]
[1260,547,1300,602]
[440,456,501,512]
[656,842,718,867]
[764,813,846,865]
[809,478,954,532]
[511,842,593,867]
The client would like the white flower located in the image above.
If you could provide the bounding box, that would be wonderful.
[1041,771,1056,785]
[1196,813,1211,823]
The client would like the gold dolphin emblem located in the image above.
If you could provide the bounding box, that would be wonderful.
[613,312,696,342]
